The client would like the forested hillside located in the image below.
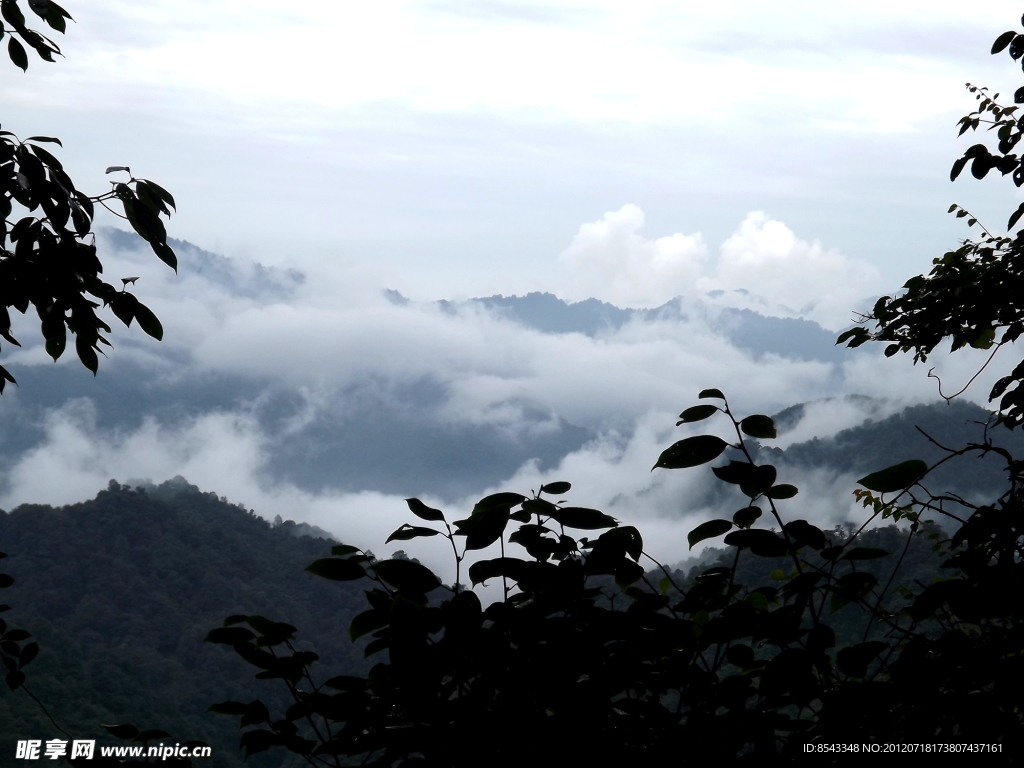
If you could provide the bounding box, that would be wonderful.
[770,399,1024,509]
[0,479,368,767]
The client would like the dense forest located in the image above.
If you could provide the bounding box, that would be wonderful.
[0,479,365,766]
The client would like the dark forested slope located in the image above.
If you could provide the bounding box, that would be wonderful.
[769,399,1024,507]
[0,478,368,767]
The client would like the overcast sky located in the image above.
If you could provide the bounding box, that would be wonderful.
[4,0,1024,303]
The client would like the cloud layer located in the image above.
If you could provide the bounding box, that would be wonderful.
[557,205,884,329]
[0,212,1013,572]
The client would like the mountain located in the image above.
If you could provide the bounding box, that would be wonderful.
[0,478,367,767]
[431,290,850,362]
[769,398,1024,508]
[0,232,861,506]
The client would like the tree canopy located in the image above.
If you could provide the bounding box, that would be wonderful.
[0,0,177,391]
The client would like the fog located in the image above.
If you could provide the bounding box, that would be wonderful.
[0,208,1012,577]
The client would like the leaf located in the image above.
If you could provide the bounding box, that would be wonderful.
[615,558,644,588]
[766,484,798,500]
[687,519,733,550]
[829,572,878,614]
[468,557,530,585]
[455,492,523,550]
[305,558,366,581]
[842,547,890,560]
[1011,34,1024,60]
[370,559,441,595]
[207,701,248,716]
[712,461,776,493]
[836,327,871,348]
[105,166,130,174]
[453,509,509,551]
[677,404,717,424]
[330,544,361,556]
[102,724,140,740]
[992,30,1017,54]
[950,156,969,182]
[349,608,389,641]
[1008,202,1024,230]
[653,434,728,470]
[25,135,61,146]
[739,414,776,439]
[857,460,927,493]
[970,328,995,349]
[322,675,366,692]
[139,178,176,210]
[44,2,66,32]
[132,302,163,340]
[837,641,888,678]
[5,669,24,690]
[152,240,176,271]
[820,546,843,562]
[472,492,526,512]
[698,388,725,400]
[733,506,762,529]
[18,641,37,666]
[726,644,755,668]
[385,524,439,544]
[539,481,571,495]
[204,627,256,645]
[724,529,787,557]
[7,37,26,71]
[971,155,994,179]
[784,520,826,550]
[75,335,98,374]
[547,506,617,530]
[589,525,643,563]
[405,497,444,522]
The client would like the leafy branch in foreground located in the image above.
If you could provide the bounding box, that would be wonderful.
[2,1,191,762]
[839,16,1024,429]
[208,386,1022,764]
[1,0,178,391]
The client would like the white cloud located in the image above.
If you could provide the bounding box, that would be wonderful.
[0,397,874,583]
[710,211,884,330]
[556,205,883,328]
[0,219,1003,579]
[556,204,708,308]
[773,397,908,450]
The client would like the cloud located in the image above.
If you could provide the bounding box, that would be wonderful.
[0,396,873,584]
[711,212,884,330]
[556,205,883,329]
[556,204,709,308]
[0,220,1002,577]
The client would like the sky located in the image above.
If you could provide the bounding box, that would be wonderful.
[2,0,1023,577]
[3,0,1024,299]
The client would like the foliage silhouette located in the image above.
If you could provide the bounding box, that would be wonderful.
[2,0,188,761]
[209,14,1024,766]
